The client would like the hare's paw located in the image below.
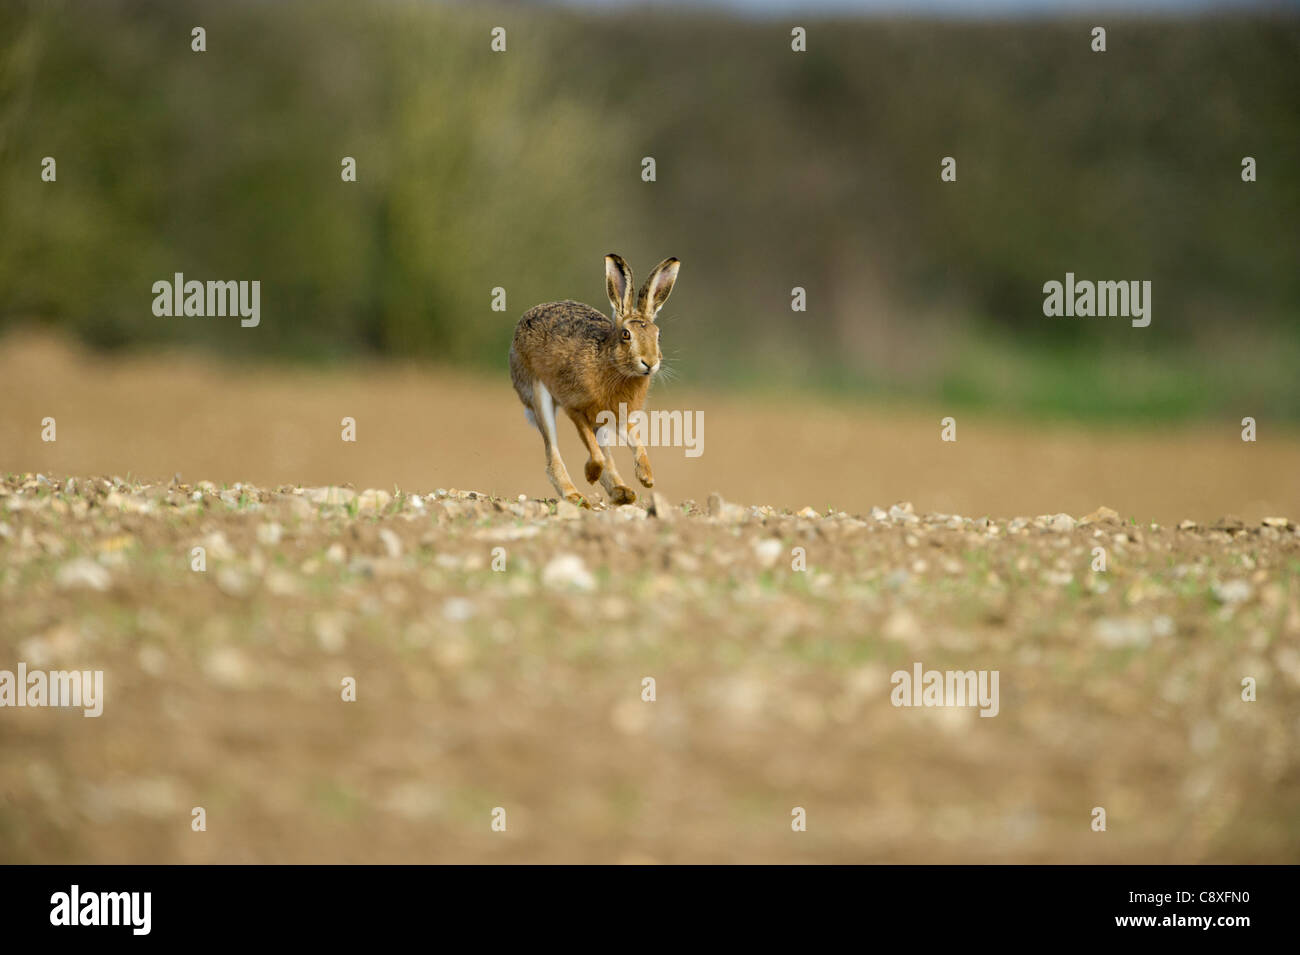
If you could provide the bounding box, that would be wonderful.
[609,485,637,506]
[564,491,592,508]
[635,461,655,488]
[584,458,604,484]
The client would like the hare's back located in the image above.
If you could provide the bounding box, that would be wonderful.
[515,300,610,348]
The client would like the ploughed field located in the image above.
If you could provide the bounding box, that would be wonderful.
[1,473,1297,863]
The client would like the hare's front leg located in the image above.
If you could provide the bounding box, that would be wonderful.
[596,432,637,506]
[569,409,636,505]
[565,408,607,485]
[531,382,588,507]
[622,401,654,488]
[632,434,654,488]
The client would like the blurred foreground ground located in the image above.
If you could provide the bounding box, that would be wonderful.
[2,333,1299,862]
[0,474,1297,863]
[1,331,1297,524]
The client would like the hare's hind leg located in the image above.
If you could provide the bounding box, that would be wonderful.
[532,381,588,507]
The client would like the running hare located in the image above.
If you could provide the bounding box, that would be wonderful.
[510,253,680,506]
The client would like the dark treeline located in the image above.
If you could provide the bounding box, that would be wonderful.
[1,1,1296,419]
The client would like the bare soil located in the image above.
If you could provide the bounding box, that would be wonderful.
[1,333,1298,862]
[1,472,1297,863]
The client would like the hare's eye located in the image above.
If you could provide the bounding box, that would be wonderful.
[621,329,632,341]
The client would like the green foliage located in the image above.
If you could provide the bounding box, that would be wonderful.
[1,1,1297,419]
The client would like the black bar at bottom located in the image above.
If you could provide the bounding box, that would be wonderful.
[0,864,1286,941]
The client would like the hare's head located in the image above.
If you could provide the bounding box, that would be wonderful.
[604,253,679,378]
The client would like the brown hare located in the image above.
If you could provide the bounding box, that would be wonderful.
[510,253,680,506]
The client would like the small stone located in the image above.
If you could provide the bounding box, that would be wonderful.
[797,506,820,520]
[555,500,582,520]
[286,496,315,519]
[1078,506,1120,525]
[313,613,348,653]
[356,489,392,512]
[753,538,783,569]
[442,597,476,622]
[55,558,111,592]
[1048,513,1076,533]
[542,554,596,592]
[706,492,744,522]
[306,486,356,507]
[1262,516,1290,529]
[649,492,675,520]
[1211,580,1252,604]
[201,531,236,561]
[1093,617,1151,648]
[378,528,403,559]
[265,569,299,596]
[883,608,922,643]
[203,647,253,688]
[888,504,918,524]
[216,568,251,597]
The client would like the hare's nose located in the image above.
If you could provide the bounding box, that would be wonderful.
[640,359,652,374]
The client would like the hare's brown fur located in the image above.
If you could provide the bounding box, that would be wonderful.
[510,254,680,506]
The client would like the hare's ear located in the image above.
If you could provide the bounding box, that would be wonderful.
[637,257,680,319]
[605,253,635,317]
